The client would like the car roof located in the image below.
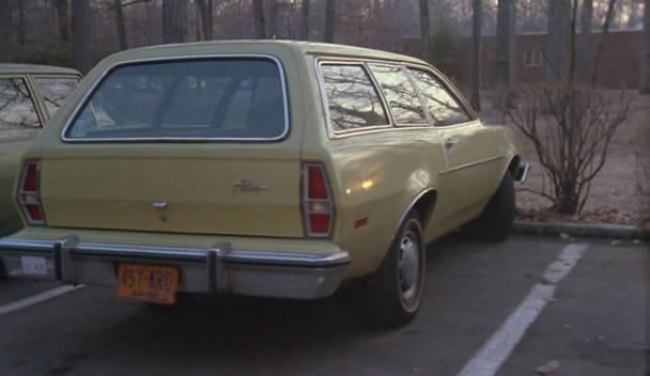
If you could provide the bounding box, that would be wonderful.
[104,40,431,67]
[0,63,81,76]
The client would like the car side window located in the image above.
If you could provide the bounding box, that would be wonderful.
[320,64,389,132]
[33,77,80,118]
[408,69,472,127]
[0,78,41,134]
[368,64,428,125]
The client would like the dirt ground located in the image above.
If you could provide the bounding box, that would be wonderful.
[481,91,650,227]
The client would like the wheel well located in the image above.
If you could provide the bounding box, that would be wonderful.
[412,190,437,227]
[508,155,521,177]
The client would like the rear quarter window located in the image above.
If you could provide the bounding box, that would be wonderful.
[0,78,41,138]
[64,58,288,141]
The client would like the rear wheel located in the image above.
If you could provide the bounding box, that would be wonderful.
[368,211,425,327]
[465,173,515,242]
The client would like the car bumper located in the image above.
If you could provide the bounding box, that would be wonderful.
[515,162,531,183]
[0,234,350,300]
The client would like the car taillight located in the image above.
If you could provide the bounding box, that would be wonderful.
[17,160,45,225]
[302,162,334,238]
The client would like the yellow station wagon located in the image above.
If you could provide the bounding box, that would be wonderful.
[0,41,528,326]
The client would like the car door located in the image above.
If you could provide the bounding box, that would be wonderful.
[407,68,503,226]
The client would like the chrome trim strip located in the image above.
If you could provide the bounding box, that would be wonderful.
[60,54,291,143]
[224,250,350,268]
[0,238,57,253]
[0,238,351,268]
[440,155,504,175]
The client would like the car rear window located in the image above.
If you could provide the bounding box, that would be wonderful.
[64,58,288,141]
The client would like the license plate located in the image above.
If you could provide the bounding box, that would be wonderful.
[117,264,179,304]
[21,256,48,275]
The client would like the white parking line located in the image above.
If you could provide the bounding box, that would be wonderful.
[457,243,589,376]
[0,284,85,316]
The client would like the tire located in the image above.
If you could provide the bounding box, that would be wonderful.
[368,211,426,327]
[465,173,515,242]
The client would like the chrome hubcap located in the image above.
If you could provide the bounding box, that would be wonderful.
[398,232,420,301]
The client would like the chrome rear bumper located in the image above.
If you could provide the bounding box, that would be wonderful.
[0,236,350,300]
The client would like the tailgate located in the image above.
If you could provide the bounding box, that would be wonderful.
[41,152,303,237]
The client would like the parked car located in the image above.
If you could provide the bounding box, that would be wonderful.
[0,41,528,325]
[0,64,82,236]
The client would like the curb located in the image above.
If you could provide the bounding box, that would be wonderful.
[513,221,650,241]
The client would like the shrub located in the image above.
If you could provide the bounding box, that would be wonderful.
[502,85,630,215]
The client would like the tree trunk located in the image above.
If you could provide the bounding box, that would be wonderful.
[196,0,213,40]
[471,0,482,110]
[70,0,92,73]
[547,0,572,81]
[418,0,430,61]
[324,0,336,43]
[162,0,186,44]
[0,0,11,62]
[267,0,279,38]
[252,0,266,39]
[579,0,593,82]
[301,0,310,40]
[16,0,25,45]
[54,0,70,43]
[113,0,127,50]
[642,0,650,93]
[591,0,618,85]
[495,0,514,87]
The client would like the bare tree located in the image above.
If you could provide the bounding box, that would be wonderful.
[591,0,618,85]
[324,0,336,42]
[0,0,11,62]
[495,0,515,87]
[252,0,266,39]
[547,0,572,81]
[643,0,650,93]
[471,0,482,110]
[419,0,431,61]
[162,0,187,43]
[53,0,70,43]
[70,0,92,72]
[196,0,213,40]
[579,0,594,82]
[301,0,310,40]
[113,0,128,50]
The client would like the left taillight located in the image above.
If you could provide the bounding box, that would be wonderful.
[302,162,334,238]
[17,160,45,225]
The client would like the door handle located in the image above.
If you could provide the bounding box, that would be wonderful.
[444,137,457,149]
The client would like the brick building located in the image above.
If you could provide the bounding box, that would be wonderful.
[402,29,644,90]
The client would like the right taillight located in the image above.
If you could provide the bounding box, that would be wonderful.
[17,160,45,225]
[302,162,334,238]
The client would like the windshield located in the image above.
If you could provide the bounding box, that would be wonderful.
[64,58,287,141]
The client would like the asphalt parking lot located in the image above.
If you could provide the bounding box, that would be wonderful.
[0,235,647,376]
